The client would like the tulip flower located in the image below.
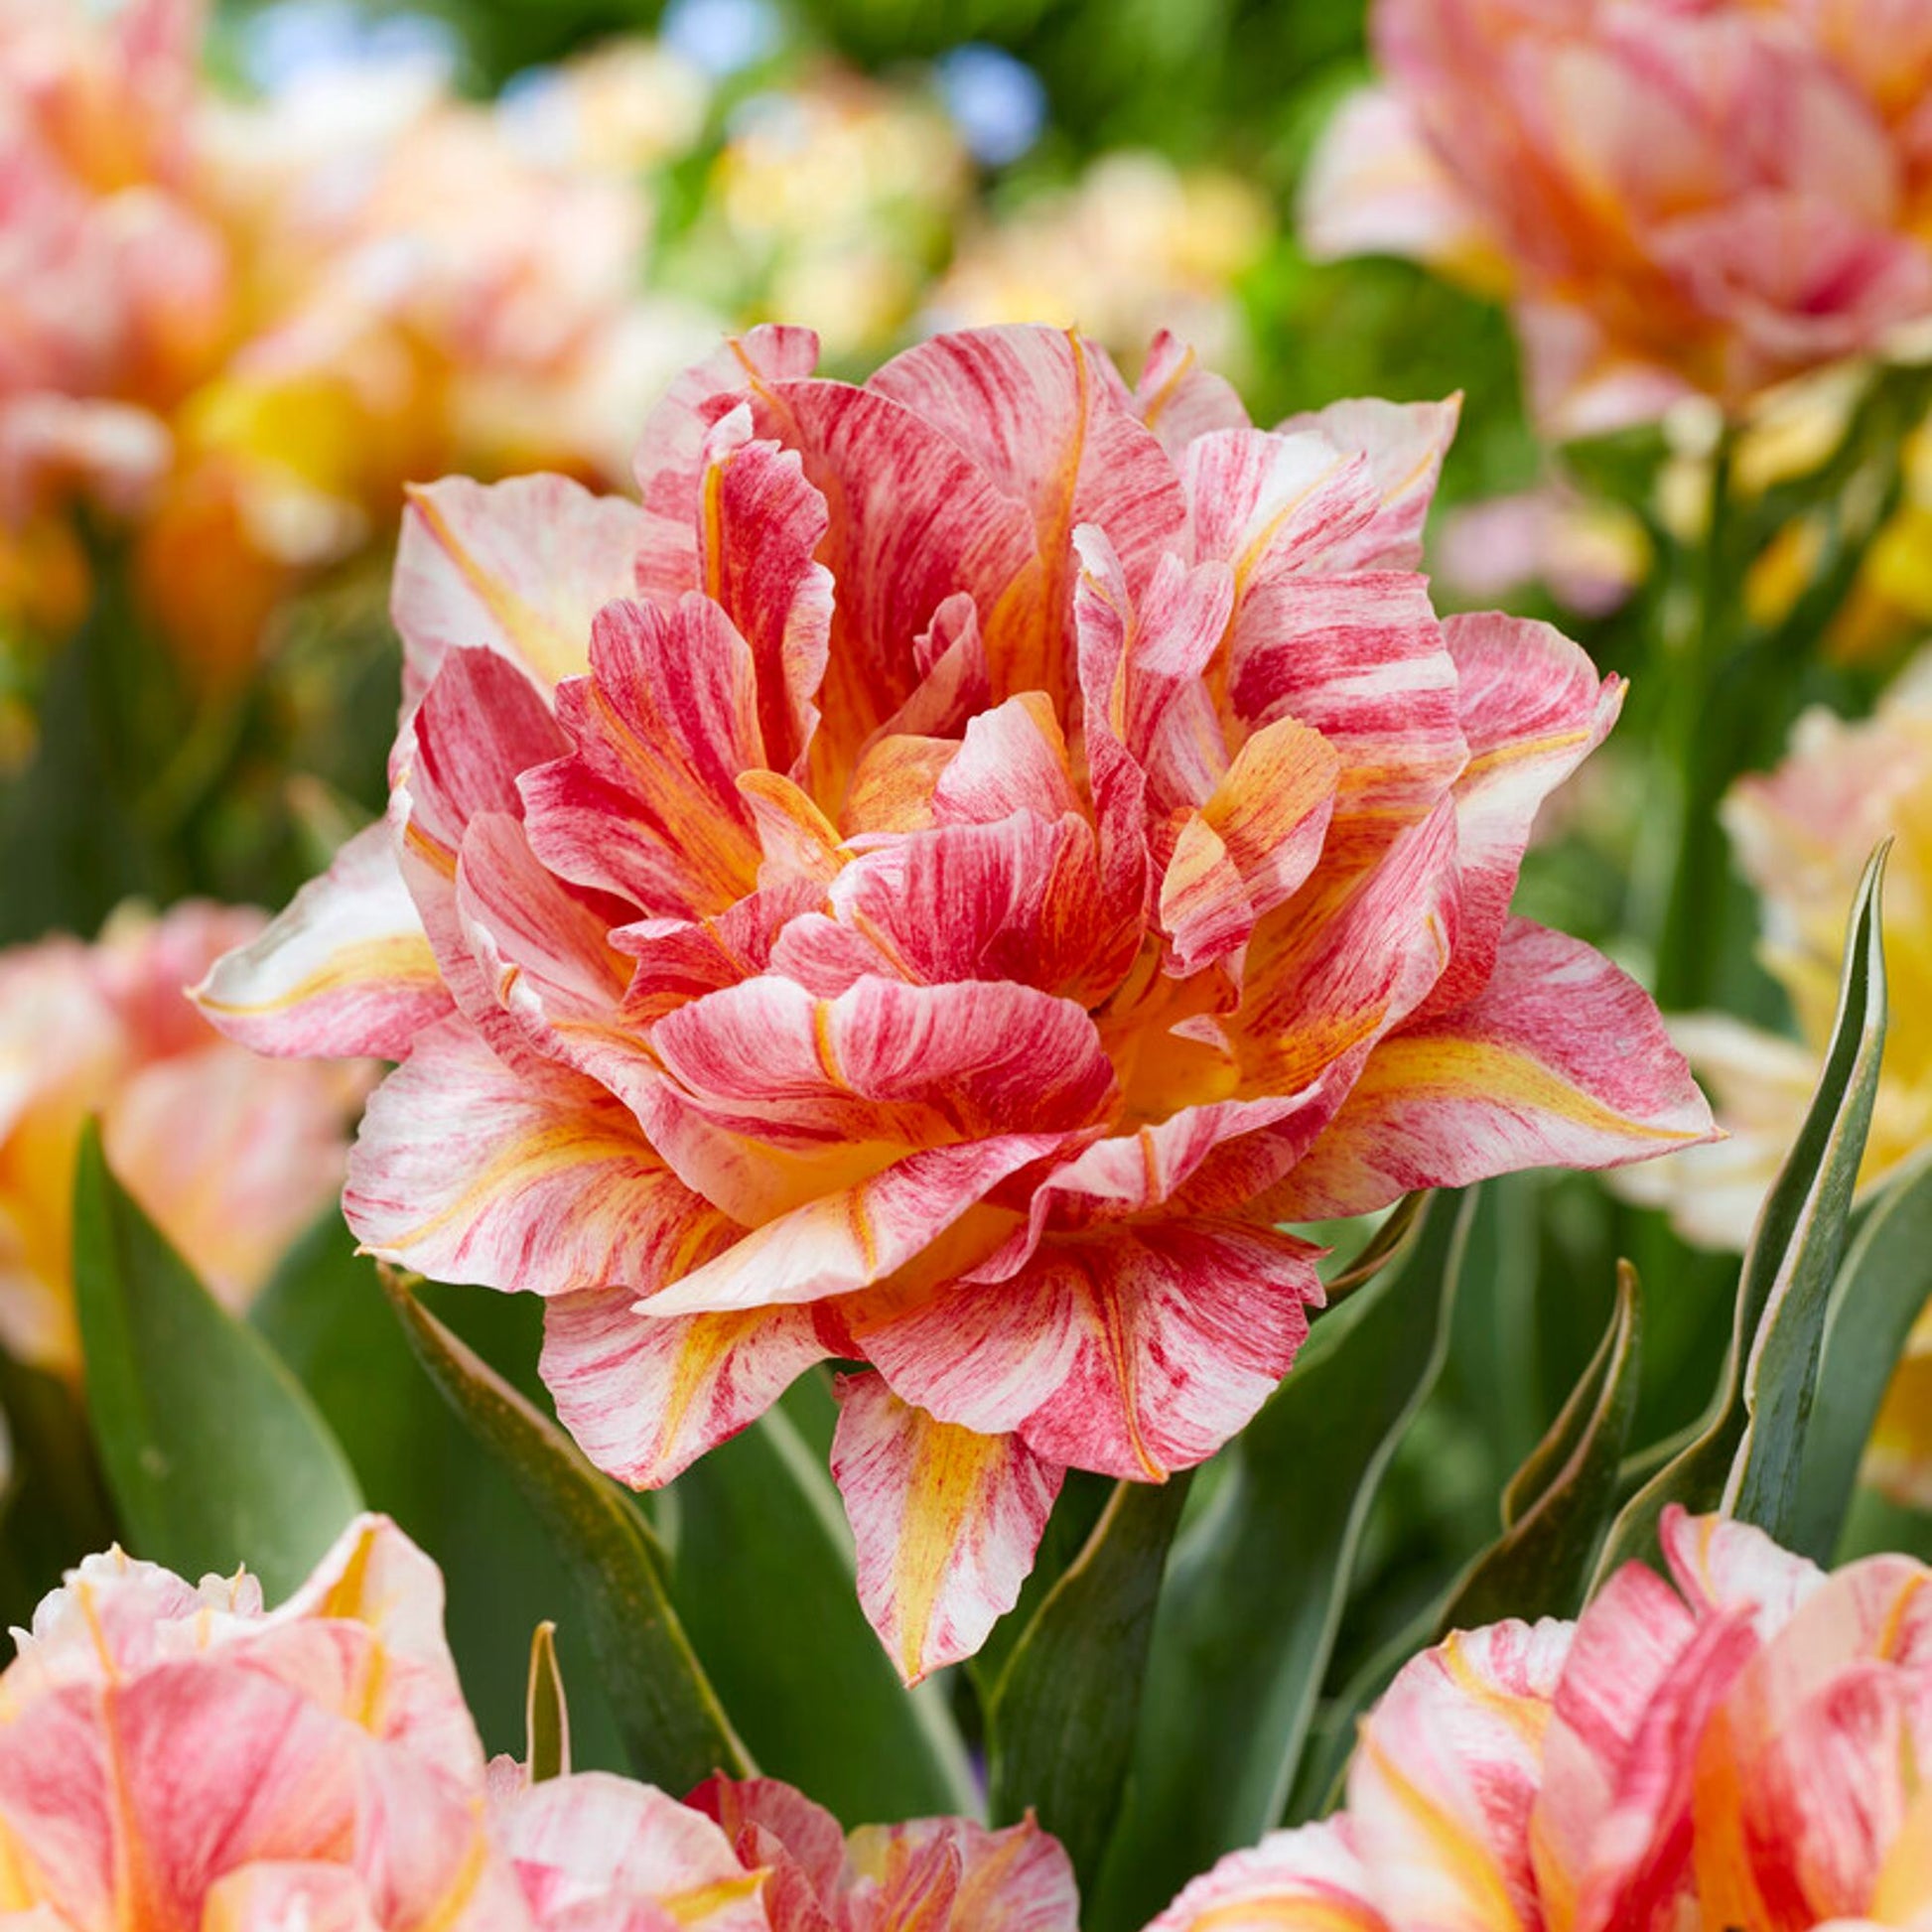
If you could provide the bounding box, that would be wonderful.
[0,1513,524,1928]
[1303,0,1932,435]
[200,323,1712,1680]
[1619,655,1932,1506]
[1153,1506,1932,1932]
[0,900,365,1381]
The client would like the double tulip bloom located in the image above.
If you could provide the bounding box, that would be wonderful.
[1305,0,1932,433]
[0,1514,1074,1932]
[1158,1507,1932,1932]
[201,323,1710,1679]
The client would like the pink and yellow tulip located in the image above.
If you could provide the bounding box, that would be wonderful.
[1153,1507,1932,1932]
[0,900,364,1379]
[1303,0,1932,434]
[199,323,1712,1680]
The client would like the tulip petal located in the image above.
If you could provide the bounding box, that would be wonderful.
[860,1216,1322,1482]
[345,1018,731,1297]
[541,1287,828,1487]
[1277,395,1461,572]
[192,821,449,1060]
[1133,329,1251,456]
[1148,1819,1390,1932]
[519,595,767,920]
[1266,921,1715,1221]
[1425,613,1622,1013]
[497,1769,770,1932]
[845,1815,1079,1932]
[1348,1618,1573,1932]
[393,475,643,702]
[829,1373,1063,1684]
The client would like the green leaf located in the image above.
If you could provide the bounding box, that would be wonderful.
[1321,1190,1430,1307]
[525,1621,571,1783]
[0,1352,118,1628]
[71,1123,361,1598]
[1791,1147,1932,1562]
[986,1470,1194,1889]
[1090,1189,1475,1932]
[380,1268,751,1790]
[1593,844,1889,1585]
[1437,1260,1643,1631]
[668,1407,975,1825]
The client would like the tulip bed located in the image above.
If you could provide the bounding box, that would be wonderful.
[2,0,1932,1926]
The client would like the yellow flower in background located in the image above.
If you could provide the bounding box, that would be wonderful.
[930,152,1272,379]
[0,901,365,1380]
[1620,654,1932,1505]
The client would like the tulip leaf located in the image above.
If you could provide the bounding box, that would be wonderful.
[1321,1190,1430,1306]
[381,1268,752,1789]
[1438,1260,1643,1631]
[525,1621,571,1783]
[986,1470,1195,1889]
[1593,844,1888,1586]
[1091,1189,1475,1932]
[70,1123,363,1599]
[1791,1147,1932,1562]
[668,1405,976,1825]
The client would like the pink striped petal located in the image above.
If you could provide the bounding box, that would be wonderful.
[497,1770,770,1932]
[541,1287,828,1487]
[689,1774,845,1929]
[1132,330,1252,457]
[345,1018,731,1297]
[829,1374,1063,1685]
[1424,613,1622,1015]
[1347,1618,1573,1932]
[393,475,643,702]
[520,596,767,920]
[639,975,1115,1225]
[931,693,1084,828]
[1266,921,1715,1221]
[844,1815,1078,1932]
[1148,1820,1389,1932]
[860,1217,1322,1482]
[1657,1506,1824,1638]
[192,821,449,1060]
[869,326,1186,712]
[872,593,992,743]
[1277,396,1461,572]
[1182,427,1381,585]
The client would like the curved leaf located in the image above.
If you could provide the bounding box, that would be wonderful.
[525,1621,571,1783]
[987,1471,1194,1888]
[1792,1147,1932,1562]
[1090,1189,1475,1932]
[381,1268,751,1790]
[71,1123,362,1599]
[667,1392,976,1825]
[1440,1260,1643,1630]
[1592,844,1888,1585]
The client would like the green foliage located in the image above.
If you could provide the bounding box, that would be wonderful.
[71,1123,362,1597]
[382,1268,753,1791]
[525,1621,572,1783]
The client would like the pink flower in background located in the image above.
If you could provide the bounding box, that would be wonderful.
[0,899,365,1378]
[200,323,1711,1680]
[1303,0,1932,435]
[0,1513,524,1929]
[1153,1507,1932,1932]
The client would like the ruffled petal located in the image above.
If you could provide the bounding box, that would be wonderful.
[829,1373,1063,1684]
[1148,1819,1390,1932]
[1266,922,1715,1221]
[392,475,643,702]
[192,821,448,1060]
[345,1018,730,1297]
[541,1288,828,1487]
[1276,395,1461,572]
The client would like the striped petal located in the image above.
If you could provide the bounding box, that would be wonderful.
[829,1373,1063,1685]
[1347,1619,1573,1932]
[345,1018,730,1297]
[1277,395,1461,572]
[541,1287,828,1487]
[192,821,448,1060]
[1148,1820,1390,1932]
[639,974,1115,1226]
[844,1815,1078,1932]
[519,595,767,920]
[392,475,643,703]
[859,1216,1322,1482]
[1266,922,1715,1222]
[1424,613,1622,1015]
[496,1770,770,1932]
[1132,329,1251,457]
